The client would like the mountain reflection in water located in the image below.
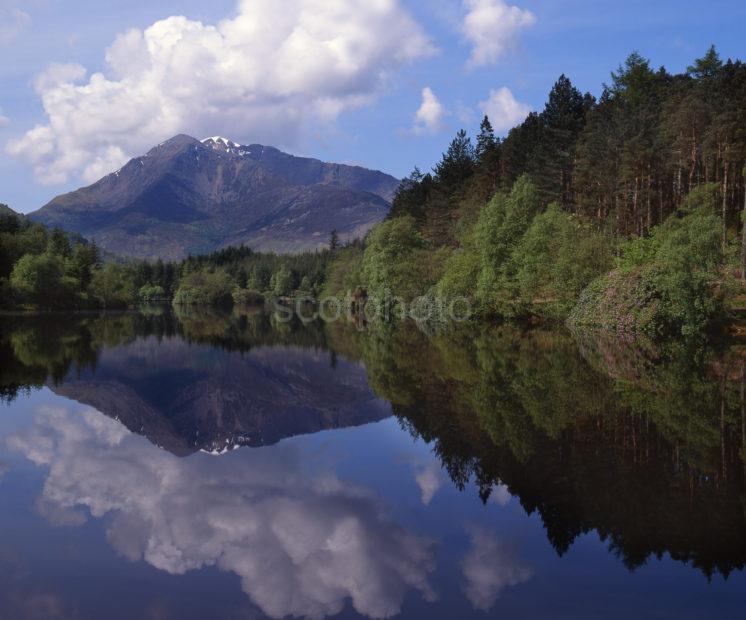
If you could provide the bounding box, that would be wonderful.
[1,307,745,618]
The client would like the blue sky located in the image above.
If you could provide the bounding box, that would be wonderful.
[1,0,745,214]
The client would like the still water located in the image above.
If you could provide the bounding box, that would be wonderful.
[1,307,745,619]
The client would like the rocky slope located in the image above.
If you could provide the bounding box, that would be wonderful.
[30,135,399,259]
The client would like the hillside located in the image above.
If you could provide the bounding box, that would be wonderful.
[29,135,399,260]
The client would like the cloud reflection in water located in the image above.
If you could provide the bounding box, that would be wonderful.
[8,405,438,619]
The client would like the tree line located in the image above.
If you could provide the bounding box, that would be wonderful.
[0,206,337,310]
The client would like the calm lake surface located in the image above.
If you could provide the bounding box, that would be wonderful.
[1,307,745,619]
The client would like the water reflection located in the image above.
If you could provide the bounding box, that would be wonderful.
[331,322,746,577]
[8,403,438,619]
[1,307,746,615]
[1,310,390,454]
[460,524,532,611]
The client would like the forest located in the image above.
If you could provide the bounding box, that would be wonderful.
[325,47,746,336]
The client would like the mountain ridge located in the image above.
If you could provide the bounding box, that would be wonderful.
[29,135,400,260]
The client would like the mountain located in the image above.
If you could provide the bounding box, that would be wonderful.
[29,135,400,259]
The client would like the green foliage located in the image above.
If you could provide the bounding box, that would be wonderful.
[571,197,725,336]
[138,284,166,301]
[436,241,480,300]
[173,269,233,306]
[359,216,432,303]
[434,129,475,189]
[0,208,333,310]
[10,253,73,308]
[90,264,136,308]
[678,182,720,215]
[270,265,295,297]
[329,229,340,252]
[475,116,497,162]
[474,175,541,309]
[322,243,364,299]
[433,177,612,319]
[511,203,613,312]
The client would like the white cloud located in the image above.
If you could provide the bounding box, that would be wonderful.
[6,0,435,185]
[487,482,512,506]
[462,0,535,69]
[478,87,531,133]
[412,87,447,135]
[9,404,439,619]
[0,6,30,46]
[460,525,532,611]
[0,109,9,127]
[414,461,444,505]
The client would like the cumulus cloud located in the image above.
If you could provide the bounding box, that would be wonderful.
[478,87,531,132]
[6,0,435,185]
[8,404,438,619]
[460,525,532,611]
[412,87,447,135]
[0,6,30,46]
[0,111,9,127]
[462,0,535,69]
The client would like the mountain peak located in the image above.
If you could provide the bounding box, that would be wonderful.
[201,136,258,157]
[202,136,237,146]
[29,135,400,260]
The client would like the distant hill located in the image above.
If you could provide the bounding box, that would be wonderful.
[29,135,400,260]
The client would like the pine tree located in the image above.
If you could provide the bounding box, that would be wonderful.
[688,45,723,80]
[475,116,497,162]
[537,74,588,205]
[434,130,475,189]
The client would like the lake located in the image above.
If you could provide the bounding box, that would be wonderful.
[1,307,745,619]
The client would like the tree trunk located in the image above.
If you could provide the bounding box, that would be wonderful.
[689,130,697,191]
[723,160,729,251]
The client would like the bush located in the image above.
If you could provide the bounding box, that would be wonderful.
[510,203,612,313]
[322,244,364,299]
[359,216,435,302]
[90,263,136,308]
[473,175,541,310]
[270,266,295,297]
[569,198,725,336]
[10,253,78,308]
[138,284,166,302]
[173,270,233,306]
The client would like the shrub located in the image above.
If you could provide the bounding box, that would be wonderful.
[138,284,166,302]
[173,270,233,306]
